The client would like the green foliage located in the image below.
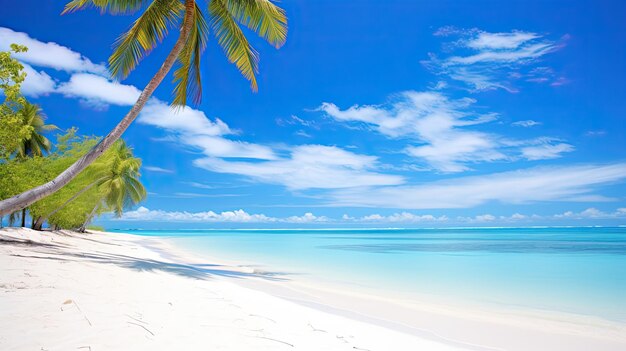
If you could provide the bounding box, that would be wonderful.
[14,131,101,226]
[0,44,31,160]
[15,102,58,158]
[63,0,288,104]
[1,127,147,230]
[86,225,106,231]
[98,140,147,217]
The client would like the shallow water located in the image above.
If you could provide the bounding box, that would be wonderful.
[114,227,626,321]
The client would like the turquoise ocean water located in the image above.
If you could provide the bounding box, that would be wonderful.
[114,227,626,322]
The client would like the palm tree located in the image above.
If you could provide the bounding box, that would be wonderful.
[14,102,57,226]
[15,102,58,158]
[34,140,146,230]
[80,141,147,231]
[0,0,287,216]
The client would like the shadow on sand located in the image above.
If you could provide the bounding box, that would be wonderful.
[2,236,289,282]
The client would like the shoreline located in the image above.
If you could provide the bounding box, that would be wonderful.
[1,228,625,350]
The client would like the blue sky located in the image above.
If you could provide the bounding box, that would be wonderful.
[1,0,626,228]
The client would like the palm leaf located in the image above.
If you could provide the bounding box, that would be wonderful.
[224,0,287,48]
[63,0,149,15]
[173,3,209,106]
[209,0,259,91]
[109,0,184,79]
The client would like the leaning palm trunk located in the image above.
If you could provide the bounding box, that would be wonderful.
[0,0,196,217]
[78,203,100,233]
[33,179,102,230]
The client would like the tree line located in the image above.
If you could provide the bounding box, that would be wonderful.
[0,44,145,231]
[0,0,288,223]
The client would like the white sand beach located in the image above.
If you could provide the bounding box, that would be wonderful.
[1,228,625,351]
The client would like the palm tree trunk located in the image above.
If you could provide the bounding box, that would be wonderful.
[0,0,196,217]
[78,203,100,233]
[31,216,43,230]
[21,208,26,227]
[36,179,103,229]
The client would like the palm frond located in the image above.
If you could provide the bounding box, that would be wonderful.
[109,0,184,79]
[209,0,259,91]
[173,3,209,106]
[224,0,287,48]
[63,0,149,15]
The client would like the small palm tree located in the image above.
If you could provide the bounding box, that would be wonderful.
[35,140,146,230]
[15,102,58,158]
[0,0,287,216]
[13,102,57,226]
[100,140,147,217]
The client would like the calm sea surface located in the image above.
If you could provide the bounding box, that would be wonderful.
[114,227,626,321]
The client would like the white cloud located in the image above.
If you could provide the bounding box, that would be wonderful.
[138,100,277,160]
[121,207,277,223]
[553,208,626,219]
[521,141,574,160]
[329,163,626,209]
[510,213,527,220]
[512,120,542,127]
[118,206,626,224]
[356,212,448,223]
[0,27,107,75]
[194,145,404,190]
[447,42,555,66]
[56,73,141,106]
[322,91,576,172]
[473,214,496,222]
[285,212,329,223]
[425,29,565,92]
[466,31,541,50]
[21,63,56,97]
[144,166,174,174]
[585,130,606,137]
[321,91,506,172]
[120,207,330,223]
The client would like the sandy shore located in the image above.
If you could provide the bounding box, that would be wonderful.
[1,228,625,350]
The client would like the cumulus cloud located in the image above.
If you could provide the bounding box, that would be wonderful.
[120,207,328,223]
[553,207,626,219]
[355,212,448,223]
[0,27,107,75]
[56,73,141,106]
[21,63,56,97]
[329,163,626,209]
[118,206,626,224]
[424,28,565,92]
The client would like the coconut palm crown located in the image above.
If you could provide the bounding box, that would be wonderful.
[63,0,287,105]
[16,102,58,158]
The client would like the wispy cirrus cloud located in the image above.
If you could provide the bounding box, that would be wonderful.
[520,141,574,160]
[328,163,626,209]
[512,120,542,127]
[194,145,404,190]
[321,91,573,172]
[144,166,175,174]
[423,28,567,92]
